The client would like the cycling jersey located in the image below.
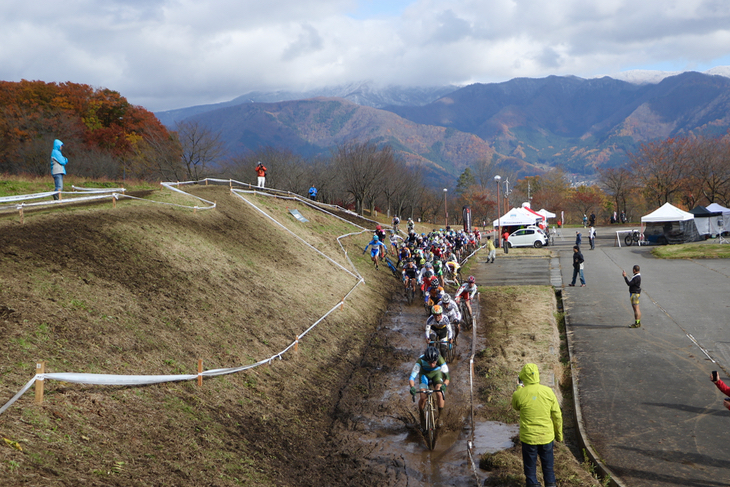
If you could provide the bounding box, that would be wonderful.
[403,262,418,278]
[439,299,462,323]
[456,282,478,300]
[425,314,452,341]
[410,354,450,388]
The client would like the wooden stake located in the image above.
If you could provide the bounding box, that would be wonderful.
[19,207,24,225]
[197,359,203,387]
[294,337,299,352]
[205,179,208,186]
[112,196,117,209]
[341,299,345,311]
[34,362,45,404]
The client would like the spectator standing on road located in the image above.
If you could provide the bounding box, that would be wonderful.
[308,185,317,200]
[486,235,496,263]
[512,363,562,487]
[620,210,627,223]
[589,212,595,227]
[50,139,68,201]
[623,265,642,328]
[569,245,585,287]
[502,230,510,250]
[710,373,730,411]
[255,162,267,188]
[588,226,596,250]
[582,214,587,227]
[575,231,582,248]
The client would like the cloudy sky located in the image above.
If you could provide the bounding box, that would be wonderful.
[2,0,730,112]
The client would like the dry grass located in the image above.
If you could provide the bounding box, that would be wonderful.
[475,286,604,487]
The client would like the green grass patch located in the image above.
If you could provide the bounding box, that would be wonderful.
[652,243,730,259]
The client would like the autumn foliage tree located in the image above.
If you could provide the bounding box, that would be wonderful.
[0,80,180,181]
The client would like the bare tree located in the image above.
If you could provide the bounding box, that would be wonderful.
[175,120,225,181]
[598,166,634,215]
[333,141,394,215]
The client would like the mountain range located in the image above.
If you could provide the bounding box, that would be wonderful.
[156,69,730,186]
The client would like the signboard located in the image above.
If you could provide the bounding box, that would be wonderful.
[289,209,309,223]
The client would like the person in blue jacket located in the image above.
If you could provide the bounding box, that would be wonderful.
[308,185,318,201]
[50,139,68,200]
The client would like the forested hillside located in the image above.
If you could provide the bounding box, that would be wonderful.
[0,80,182,181]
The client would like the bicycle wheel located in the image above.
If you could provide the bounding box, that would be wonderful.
[461,302,473,331]
[624,234,634,246]
[406,285,414,305]
[425,394,437,450]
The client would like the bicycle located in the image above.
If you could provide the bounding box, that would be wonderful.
[404,276,416,305]
[459,299,473,331]
[384,257,401,279]
[624,230,643,247]
[412,388,441,450]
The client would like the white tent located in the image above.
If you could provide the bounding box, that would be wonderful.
[641,202,694,222]
[706,203,730,234]
[537,209,556,219]
[641,203,701,244]
[493,207,543,227]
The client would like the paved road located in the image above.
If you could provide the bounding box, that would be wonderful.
[557,228,730,487]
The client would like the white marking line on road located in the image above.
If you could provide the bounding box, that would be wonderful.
[687,334,716,363]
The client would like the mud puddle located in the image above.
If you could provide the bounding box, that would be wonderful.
[345,290,518,486]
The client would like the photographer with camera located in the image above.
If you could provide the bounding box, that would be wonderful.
[710,371,730,411]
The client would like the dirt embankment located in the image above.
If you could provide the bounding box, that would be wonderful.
[0,185,401,486]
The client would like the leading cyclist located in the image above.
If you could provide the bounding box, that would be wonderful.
[409,346,450,414]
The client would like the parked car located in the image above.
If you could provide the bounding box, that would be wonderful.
[508,227,548,248]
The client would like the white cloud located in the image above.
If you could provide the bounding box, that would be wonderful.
[1,0,730,111]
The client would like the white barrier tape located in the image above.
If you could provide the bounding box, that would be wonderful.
[0,377,36,415]
[0,191,59,203]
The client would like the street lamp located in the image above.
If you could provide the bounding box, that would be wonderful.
[443,188,448,227]
[494,175,502,247]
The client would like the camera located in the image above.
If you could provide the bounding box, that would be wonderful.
[712,371,719,382]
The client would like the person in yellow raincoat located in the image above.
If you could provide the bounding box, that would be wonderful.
[511,363,563,487]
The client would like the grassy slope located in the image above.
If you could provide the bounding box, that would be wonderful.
[0,184,397,486]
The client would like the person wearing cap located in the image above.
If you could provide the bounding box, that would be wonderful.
[512,363,563,487]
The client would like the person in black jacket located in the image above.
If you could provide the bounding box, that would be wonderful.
[622,265,642,328]
[568,246,585,287]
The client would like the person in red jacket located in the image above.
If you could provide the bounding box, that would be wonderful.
[711,372,730,411]
[255,162,267,188]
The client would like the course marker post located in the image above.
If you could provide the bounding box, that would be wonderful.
[19,206,24,225]
[113,196,117,209]
[34,362,45,404]
[294,337,299,352]
[197,359,203,387]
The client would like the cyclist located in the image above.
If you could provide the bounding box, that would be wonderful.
[398,243,411,266]
[432,258,445,287]
[455,275,478,319]
[375,225,386,242]
[425,304,453,346]
[402,258,419,294]
[438,293,462,340]
[363,233,387,269]
[424,277,444,308]
[407,218,415,233]
[409,346,450,416]
[445,257,461,284]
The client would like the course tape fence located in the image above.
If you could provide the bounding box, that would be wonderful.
[0,179,375,417]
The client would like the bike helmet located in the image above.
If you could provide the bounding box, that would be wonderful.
[431,304,443,315]
[468,275,476,283]
[425,262,433,269]
[424,346,440,363]
[440,294,451,304]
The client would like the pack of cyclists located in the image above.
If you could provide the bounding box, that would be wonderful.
[360,225,483,437]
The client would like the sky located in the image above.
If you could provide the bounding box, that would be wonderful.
[2,0,730,112]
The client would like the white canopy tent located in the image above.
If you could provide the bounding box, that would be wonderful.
[641,202,695,222]
[537,209,556,219]
[706,203,730,235]
[641,203,700,244]
[492,207,543,227]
